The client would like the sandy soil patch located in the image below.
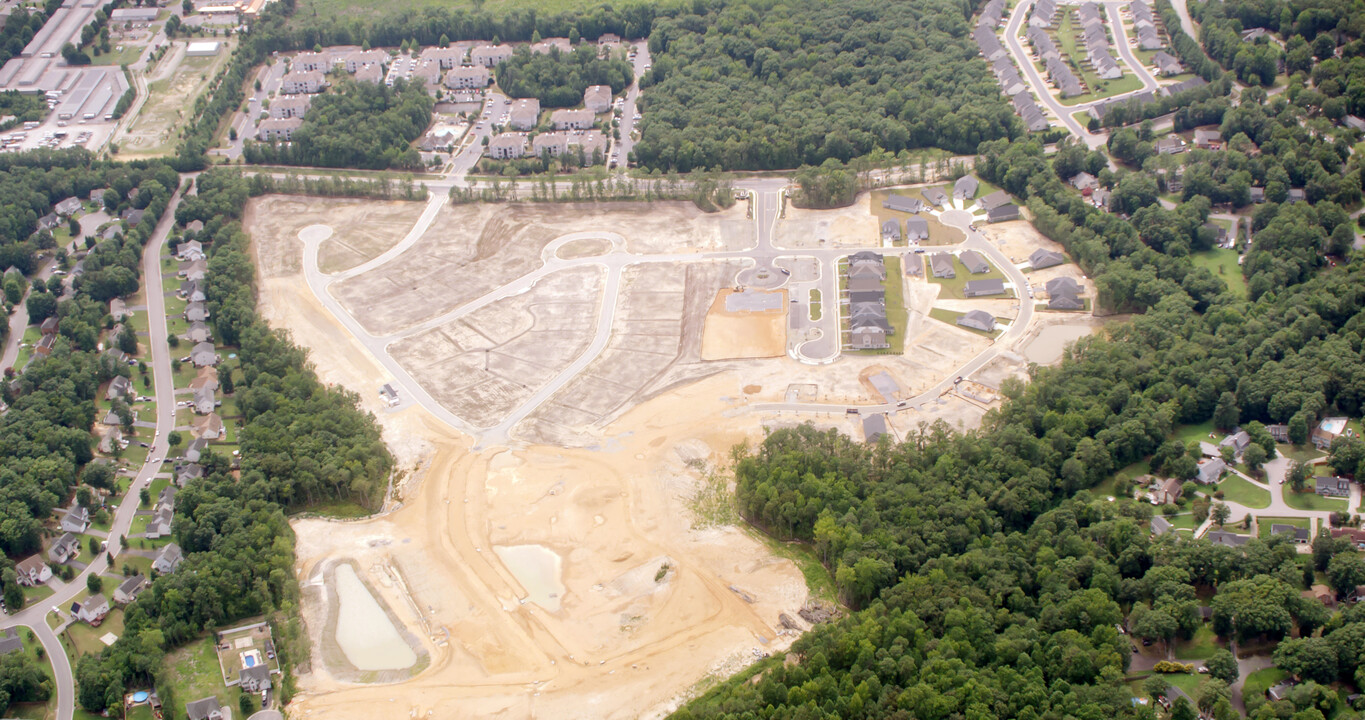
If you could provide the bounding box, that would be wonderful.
[244,195,426,279]
[776,195,878,249]
[700,289,787,361]
[289,376,808,720]
[556,237,613,259]
[119,40,236,157]
[326,201,749,337]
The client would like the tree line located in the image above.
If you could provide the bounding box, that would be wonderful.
[74,169,394,714]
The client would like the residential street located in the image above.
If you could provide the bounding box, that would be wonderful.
[0,190,184,720]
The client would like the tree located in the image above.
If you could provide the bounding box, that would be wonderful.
[1326,553,1365,597]
[1213,392,1239,430]
[1171,696,1197,720]
[1205,649,1238,684]
[1288,461,1310,492]
[1143,674,1169,700]
[167,431,182,447]
[1212,503,1231,526]
[2,569,23,611]
[1243,444,1267,475]
[86,573,101,594]
[25,292,56,322]
[1274,637,1339,684]
[238,692,255,716]
[1197,678,1230,713]
[116,324,137,355]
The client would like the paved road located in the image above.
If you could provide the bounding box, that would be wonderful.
[1170,0,1199,42]
[1189,455,1362,542]
[613,41,651,166]
[0,191,183,720]
[1003,0,1109,148]
[1106,3,1161,93]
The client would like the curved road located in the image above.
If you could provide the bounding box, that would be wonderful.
[1106,3,1161,94]
[1004,0,1108,148]
[0,191,181,720]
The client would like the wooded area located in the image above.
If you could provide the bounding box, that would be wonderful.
[495,44,633,107]
[243,79,433,170]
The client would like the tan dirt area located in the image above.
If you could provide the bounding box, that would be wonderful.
[245,195,426,279]
[289,378,809,720]
[700,289,787,361]
[117,41,237,157]
[328,201,749,337]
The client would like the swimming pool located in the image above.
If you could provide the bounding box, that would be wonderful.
[243,655,257,668]
[131,691,149,703]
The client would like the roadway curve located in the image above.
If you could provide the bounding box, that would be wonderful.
[1106,3,1161,93]
[0,191,182,720]
[1003,0,1109,148]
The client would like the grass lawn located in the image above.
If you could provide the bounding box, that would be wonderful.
[301,499,373,519]
[1173,420,1217,447]
[163,634,243,717]
[1277,443,1324,464]
[1168,512,1202,530]
[1242,667,1287,699]
[6,629,57,720]
[21,583,54,605]
[929,308,1005,338]
[114,555,153,578]
[1191,248,1246,299]
[1054,11,1146,105]
[883,256,907,354]
[869,188,966,246]
[63,608,124,660]
[1173,625,1224,661]
[1282,489,1346,512]
[1214,474,1270,509]
[925,256,1009,299]
[1257,515,1310,539]
[89,42,144,66]
[809,289,821,320]
[1163,671,1205,697]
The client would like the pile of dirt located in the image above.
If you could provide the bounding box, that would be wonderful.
[798,599,842,625]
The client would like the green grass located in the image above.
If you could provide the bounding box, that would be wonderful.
[89,42,144,67]
[21,583,54,605]
[1282,489,1347,512]
[1257,515,1310,539]
[301,499,373,519]
[1213,474,1270,509]
[6,629,58,720]
[925,255,1009,299]
[928,308,1006,338]
[1173,420,1217,447]
[743,529,838,605]
[1168,512,1202,530]
[1191,248,1246,299]
[809,289,821,321]
[882,257,907,354]
[1243,667,1287,699]
[1054,10,1147,105]
[1173,624,1223,661]
[1277,443,1324,464]
[1163,670,1205,697]
[63,608,124,659]
[868,187,965,246]
[163,634,244,715]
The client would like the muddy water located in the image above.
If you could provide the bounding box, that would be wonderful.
[333,563,418,671]
[494,544,566,612]
[1023,324,1094,365]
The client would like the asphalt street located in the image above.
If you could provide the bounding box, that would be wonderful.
[0,190,183,720]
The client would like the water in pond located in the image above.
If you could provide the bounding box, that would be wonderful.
[1023,324,1094,365]
[332,564,417,671]
[494,544,566,612]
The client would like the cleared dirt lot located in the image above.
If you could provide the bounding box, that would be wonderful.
[290,378,808,720]
[246,195,426,278]
[118,40,236,157]
[700,289,787,361]
[330,201,749,337]
[390,266,604,429]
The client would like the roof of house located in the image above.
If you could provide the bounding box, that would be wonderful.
[862,414,888,442]
[922,187,949,206]
[1030,248,1066,268]
[156,543,183,567]
[1206,530,1249,547]
[1046,276,1081,297]
[929,253,955,276]
[957,309,996,331]
[987,204,1020,221]
[1271,524,1310,540]
[978,190,1011,211]
[883,194,924,213]
[953,175,979,198]
[959,250,989,274]
[964,278,1006,297]
[117,574,147,596]
[1151,516,1172,535]
[186,697,222,720]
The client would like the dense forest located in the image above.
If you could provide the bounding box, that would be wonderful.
[1192,0,1365,86]
[243,78,433,170]
[630,0,1019,171]
[676,251,1365,720]
[495,44,633,107]
[74,169,394,714]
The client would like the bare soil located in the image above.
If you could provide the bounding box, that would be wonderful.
[700,289,787,361]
